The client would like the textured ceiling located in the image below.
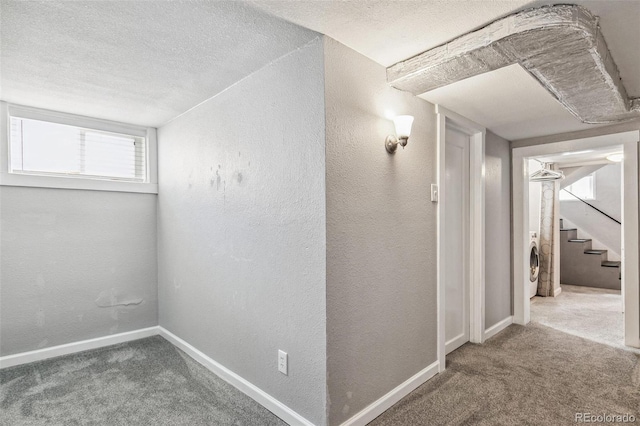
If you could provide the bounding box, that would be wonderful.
[251,0,535,67]
[0,1,317,127]
[253,0,640,140]
[1,0,638,139]
[252,0,639,95]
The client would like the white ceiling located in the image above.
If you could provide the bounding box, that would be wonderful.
[535,144,624,167]
[253,0,640,141]
[0,1,317,127]
[1,1,638,138]
[418,64,606,141]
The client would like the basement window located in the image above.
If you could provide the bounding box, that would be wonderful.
[1,103,157,193]
[560,174,595,201]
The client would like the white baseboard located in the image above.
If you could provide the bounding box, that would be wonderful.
[157,327,314,426]
[484,316,513,341]
[0,326,160,369]
[2,326,439,426]
[340,360,440,426]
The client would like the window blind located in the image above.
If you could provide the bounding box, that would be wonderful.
[9,117,147,182]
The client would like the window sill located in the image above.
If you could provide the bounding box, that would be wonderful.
[0,172,158,194]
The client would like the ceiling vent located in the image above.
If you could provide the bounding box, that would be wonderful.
[387,5,639,124]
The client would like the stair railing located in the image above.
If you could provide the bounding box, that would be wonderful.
[560,189,621,225]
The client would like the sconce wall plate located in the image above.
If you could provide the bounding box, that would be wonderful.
[385,135,408,153]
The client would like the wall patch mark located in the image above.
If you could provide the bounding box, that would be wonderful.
[95,289,143,308]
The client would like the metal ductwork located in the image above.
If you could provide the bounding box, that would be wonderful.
[387,4,640,124]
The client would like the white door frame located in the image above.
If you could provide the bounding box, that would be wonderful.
[436,105,486,372]
[512,131,640,348]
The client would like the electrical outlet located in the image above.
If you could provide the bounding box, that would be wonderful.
[278,350,288,375]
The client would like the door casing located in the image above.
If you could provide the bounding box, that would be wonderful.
[436,105,486,372]
[444,124,471,354]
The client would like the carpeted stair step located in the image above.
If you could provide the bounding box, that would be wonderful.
[568,239,591,243]
[584,249,607,255]
[560,228,577,231]
[601,261,621,268]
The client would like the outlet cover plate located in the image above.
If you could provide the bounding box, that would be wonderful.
[278,350,288,375]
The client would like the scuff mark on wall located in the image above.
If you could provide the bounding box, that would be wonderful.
[95,289,143,308]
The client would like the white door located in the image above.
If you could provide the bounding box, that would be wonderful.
[445,126,470,354]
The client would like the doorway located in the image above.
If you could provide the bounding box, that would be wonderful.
[512,130,640,348]
[527,148,628,349]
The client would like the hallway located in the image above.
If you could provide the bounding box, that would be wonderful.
[370,323,639,425]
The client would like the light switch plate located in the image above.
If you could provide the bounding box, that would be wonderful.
[431,184,439,202]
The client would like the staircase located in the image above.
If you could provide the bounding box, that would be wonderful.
[560,228,621,290]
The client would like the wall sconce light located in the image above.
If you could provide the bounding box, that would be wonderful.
[385,115,414,154]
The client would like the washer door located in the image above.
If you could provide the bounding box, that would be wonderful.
[529,241,540,282]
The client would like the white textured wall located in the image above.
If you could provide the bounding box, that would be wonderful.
[560,164,621,256]
[156,38,327,425]
[484,131,512,328]
[323,37,437,425]
[0,187,157,356]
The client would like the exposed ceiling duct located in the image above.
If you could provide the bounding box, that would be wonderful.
[387,4,640,124]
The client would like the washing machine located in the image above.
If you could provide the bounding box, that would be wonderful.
[529,232,540,298]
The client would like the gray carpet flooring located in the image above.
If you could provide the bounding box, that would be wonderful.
[370,323,639,426]
[531,284,640,354]
[0,336,285,425]
[3,319,639,425]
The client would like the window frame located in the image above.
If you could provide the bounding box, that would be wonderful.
[560,173,596,201]
[0,102,157,194]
